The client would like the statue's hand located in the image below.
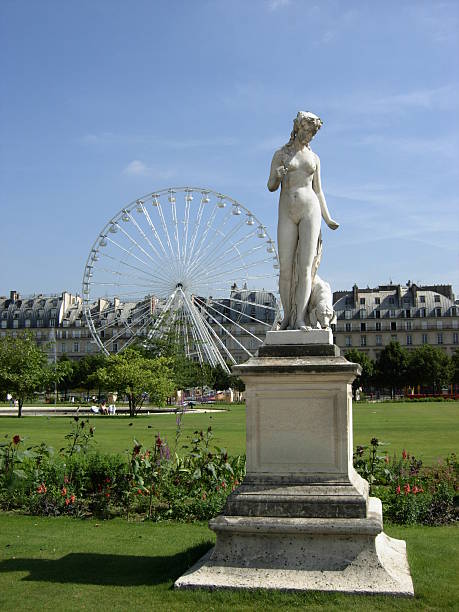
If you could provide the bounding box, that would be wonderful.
[275,165,289,179]
[326,219,339,230]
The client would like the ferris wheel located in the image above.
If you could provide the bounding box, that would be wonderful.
[82,187,281,372]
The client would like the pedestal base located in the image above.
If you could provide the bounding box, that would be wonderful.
[174,498,414,596]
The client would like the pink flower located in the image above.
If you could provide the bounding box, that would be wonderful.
[404,483,411,495]
[61,487,67,496]
[70,495,76,503]
[221,481,226,488]
[395,485,401,495]
[65,498,70,506]
[402,449,407,460]
[412,486,419,495]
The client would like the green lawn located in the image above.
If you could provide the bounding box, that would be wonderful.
[0,402,458,463]
[0,513,457,611]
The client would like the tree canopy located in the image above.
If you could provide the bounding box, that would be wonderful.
[344,349,374,398]
[407,345,452,392]
[374,341,409,397]
[93,349,175,416]
[0,333,68,417]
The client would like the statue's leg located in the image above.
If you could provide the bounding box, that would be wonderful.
[295,212,321,329]
[277,213,298,330]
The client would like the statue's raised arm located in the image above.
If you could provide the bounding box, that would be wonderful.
[268,111,339,331]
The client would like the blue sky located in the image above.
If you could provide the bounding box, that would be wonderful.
[1,0,458,298]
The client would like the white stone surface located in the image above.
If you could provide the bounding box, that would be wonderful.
[174,500,414,596]
[267,111,339,331]
[265,329,333,345]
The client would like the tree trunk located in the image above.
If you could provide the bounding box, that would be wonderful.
[129,393,135,418]
[18,398,23,418]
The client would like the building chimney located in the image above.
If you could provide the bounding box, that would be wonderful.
[10,290,18,302]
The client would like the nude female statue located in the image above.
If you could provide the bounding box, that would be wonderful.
[267,111,339,330]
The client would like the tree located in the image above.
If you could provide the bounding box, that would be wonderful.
[209,364,232,392]
[407,345,452,393]
[344,349,374,398]
[0,333,67,417]
[72,354,108,399]
[93,349,175,417]
[452,349,459,386]
[374,341,409,398]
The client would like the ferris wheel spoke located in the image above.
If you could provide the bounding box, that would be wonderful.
[169,194,182,269]
[230,296,277,311]
[142,207,169,258]
[186,194,208,267]
[192,298,253,357]
[91,265,164,288]
[187,214,248,274]
[105,237,159,276]
[200,257,275,283]
[191,240,266,282]
[187,203,221,269]
[116,223,166,274]
[181,291,224,368]
[182,195,191,262]
[200,316,237,365]
[194,296,263,343]
[208,298,272,327]
[156,200,178,271]
[91,302,152,335]
[187,207,234,272]
[126,209,165,263]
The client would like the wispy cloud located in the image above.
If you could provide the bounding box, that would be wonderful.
[267,0,291,11]
[122,160,176,181]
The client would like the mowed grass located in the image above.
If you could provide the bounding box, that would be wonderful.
[0,513,458,611]
[0,402,458,464]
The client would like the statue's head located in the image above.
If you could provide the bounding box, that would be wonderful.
[291,111,323,145]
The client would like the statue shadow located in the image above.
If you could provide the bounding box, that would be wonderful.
[0,542,212,586]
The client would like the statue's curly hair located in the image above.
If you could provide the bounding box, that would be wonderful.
[288,111,322,144]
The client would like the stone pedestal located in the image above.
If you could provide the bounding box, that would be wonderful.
[175,332,414,596]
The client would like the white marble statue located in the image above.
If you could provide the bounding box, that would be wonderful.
[268,111,339,330]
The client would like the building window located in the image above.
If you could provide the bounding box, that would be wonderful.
[422,334,428,344]
[434,295,440,303]
[113,342,118,352]
[360,298,365,305]
[451,307,457,317]
[375,297,380,305]
[389,297,395,304]
[405,309,411,318]
[345,297,352,305]
[419,308,426,318]
[73,330,80,338]
[435,308,441,317]
[25,319,31,328]
[13,320,18,329]
[419,295,425,303]
[49,319,55,327]
[376,335,382,346]
[359,309,366,319]
[437,333,443,345]
[376,322,381,331]
[453,333,459,345]
[345,336,352,347]
[73,342,79,353]
[60,343,66,353]
[361,322,366,332]
[390,310,396,318]
[345,323,351,332]
[391,334,397,342]
[360,335,367,347]
[345,310,352,320]
[375,310,380,319]
[406,335,412,346]
[391,321,397,331]
[36,320,43,328]
[405,321,412,331]
[437,321,443,330]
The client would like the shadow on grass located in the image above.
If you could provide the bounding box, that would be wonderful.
[0,542,212,586]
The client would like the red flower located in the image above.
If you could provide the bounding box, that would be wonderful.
[137,489,142,495]
[221,481,226,488]
[64,476,69,484]
[12,435,21,445]
[105,477,111,483]
[61,487,67,496]
[404,483,411,495]
[70,495,76,503]
[105,493,110,498]
[395,485,401,495]
[402,449,407,460]
[412,486,419,495]
[65,498,70,506]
